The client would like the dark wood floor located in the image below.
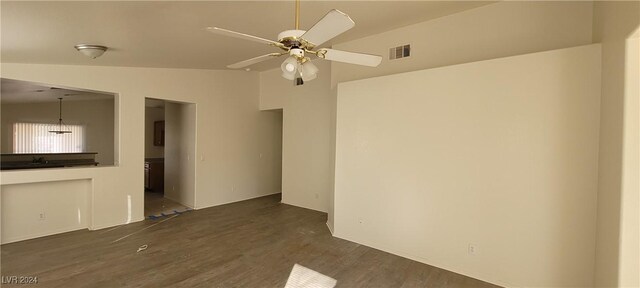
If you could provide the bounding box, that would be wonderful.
[1,194,500,288]
[144,191,188,217]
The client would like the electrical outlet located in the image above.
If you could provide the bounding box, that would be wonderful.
[468,244,477,255]
[38,212,46,221]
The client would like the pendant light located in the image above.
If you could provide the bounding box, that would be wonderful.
[49,98,72,134]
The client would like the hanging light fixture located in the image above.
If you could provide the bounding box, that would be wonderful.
[280,51,318,86]
[49,98,72,134]
[208,0,383,85]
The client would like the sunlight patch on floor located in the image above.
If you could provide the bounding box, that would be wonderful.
[285,264,337,288]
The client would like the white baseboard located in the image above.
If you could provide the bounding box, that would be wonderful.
[164,194,195,209]
[326,221,334,235]
[280,200,328,213]
[90,216,145,231]
[331,232,508,288]
[1,225,88,245]
[196,191,282,210]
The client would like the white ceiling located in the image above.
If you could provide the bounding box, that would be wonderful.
[1,78,114,104]
[1,1,494,71]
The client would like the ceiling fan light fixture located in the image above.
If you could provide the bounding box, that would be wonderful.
[281,56,299,80]
[300,60,318,82]
[208,0,382,85]
[74,44,108,59]
[285,63,296,72]
[282,71,296,81]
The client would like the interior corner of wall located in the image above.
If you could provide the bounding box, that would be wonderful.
[326,220,334,235]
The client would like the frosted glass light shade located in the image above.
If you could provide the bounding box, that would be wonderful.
[281,56,298,80]
[74,44,108,59]
[300,61,318,81]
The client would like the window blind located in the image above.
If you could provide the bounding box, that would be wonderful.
[13,122,86,153]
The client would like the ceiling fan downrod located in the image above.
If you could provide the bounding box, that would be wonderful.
[295,0,300,30]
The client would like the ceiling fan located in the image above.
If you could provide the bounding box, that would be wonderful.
[206,0,382,85]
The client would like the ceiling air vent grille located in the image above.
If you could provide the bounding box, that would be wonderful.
[389,44,410,60]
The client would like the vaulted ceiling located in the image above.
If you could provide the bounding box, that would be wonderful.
[1,1,494,71]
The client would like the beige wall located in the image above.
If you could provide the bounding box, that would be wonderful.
[164,102,196,208]
[260,1,595,229]
[2,1,635,285]
[0,64,283,238]
[1,179,90,244]
[592,2,640,287]
[334,45,601,287]
[331,1,593,86]
[144,106,164,159]
[1,99,115,165]
[260,60,333,213]
[620,34,639,288]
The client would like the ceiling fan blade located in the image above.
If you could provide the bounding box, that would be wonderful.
[301,10,355,48]
[206,27,283,48]
[227,53,284,69]
[318,49,382,67]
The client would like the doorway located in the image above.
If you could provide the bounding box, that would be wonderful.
[144,98,196,218]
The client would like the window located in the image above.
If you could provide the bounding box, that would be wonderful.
[13,122,86,153]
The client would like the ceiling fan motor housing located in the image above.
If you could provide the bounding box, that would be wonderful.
[289,48,304,59]
[278,30,307,49]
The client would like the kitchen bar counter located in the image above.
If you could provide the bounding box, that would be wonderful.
[1,153,99,170]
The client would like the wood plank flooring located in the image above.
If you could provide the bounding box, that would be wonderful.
[1,194,500,288]
[144,191,189,217]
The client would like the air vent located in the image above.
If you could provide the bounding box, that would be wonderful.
[389,44,410,60]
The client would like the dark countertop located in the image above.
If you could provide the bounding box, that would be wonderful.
[145,158,165,163]
[1,152,98,156]
[1,160,99,170]
[1,153,100,170]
